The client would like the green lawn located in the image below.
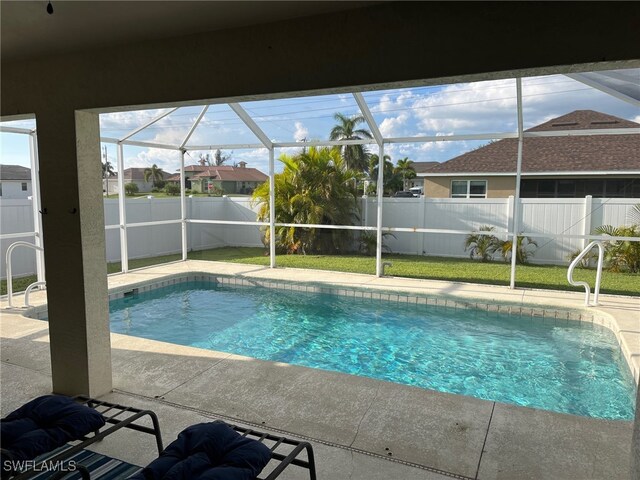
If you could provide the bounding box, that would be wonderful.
[104,193,250,199]
[188,247,639,296]
[3,247,638,297]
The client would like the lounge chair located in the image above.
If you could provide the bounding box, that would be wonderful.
[1,395,163,479]
[130,420,317,480]
[2,396,316,480]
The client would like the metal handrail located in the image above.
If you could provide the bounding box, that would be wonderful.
[567,241,604,306]
[24,281,47,307]
[5,241,45,308]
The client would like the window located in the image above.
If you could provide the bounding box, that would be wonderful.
[451,180,487,198]
[0,183,2,196]
[520,178,639,198]
[21,182,27,191]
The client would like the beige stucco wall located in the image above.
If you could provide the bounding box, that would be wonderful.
[424,176,516,198]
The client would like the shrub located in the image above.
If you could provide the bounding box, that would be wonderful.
[359,231,395,256]
[164,183,180,196]
[464,226,500,262]
[208,185,223,197]
[124,182,139,196]
[499,235,538,264]
[568,248,598,268]
[594,224,640,273]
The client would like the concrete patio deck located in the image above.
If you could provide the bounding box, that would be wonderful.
[1,261,638,479]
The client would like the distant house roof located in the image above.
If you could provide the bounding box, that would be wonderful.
[174,164,268,182]
[0,164,31,180]
[411,161,439,174]
[421,110,640,176]
[122,167,169,181]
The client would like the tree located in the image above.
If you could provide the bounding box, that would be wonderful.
[329,113,372,172]
[199,150,230,166]
[124,182,139,196]
[213,149,230,166]
[395,157,416,191]
[252,146,362,254]
[143,164,164,188]
[369,154,402,195]
[102,159,115,195]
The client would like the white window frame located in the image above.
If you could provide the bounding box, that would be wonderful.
[451,179,487,198]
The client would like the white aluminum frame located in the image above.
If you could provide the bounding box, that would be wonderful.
[2,73,639,290]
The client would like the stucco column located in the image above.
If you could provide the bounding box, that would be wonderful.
[36,109,112,396]
[632,385,640,479]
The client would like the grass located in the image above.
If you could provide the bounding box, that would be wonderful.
[3,247,638,297]
[104,193,250,199]
[188,247,639,296]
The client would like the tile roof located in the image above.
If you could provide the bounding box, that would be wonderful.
[122,167,170,180]
[423,110,640,175]
[411,161,440,174]
[0,164,31,180]
[191,165,268,182]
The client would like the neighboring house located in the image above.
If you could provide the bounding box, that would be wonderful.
[406,162,439,191]
[0,165,32,199]
[167,162,268,194]
[419,110,640,198]
[121,167,169,192]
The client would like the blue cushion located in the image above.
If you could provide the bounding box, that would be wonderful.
[0,395,106,462]
[129,421,272,480]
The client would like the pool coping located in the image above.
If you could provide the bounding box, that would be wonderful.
[5,259,640,383]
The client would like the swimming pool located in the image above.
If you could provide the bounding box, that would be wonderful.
[109,279,636,420]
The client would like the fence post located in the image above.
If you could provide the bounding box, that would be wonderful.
[418,194,426,255]
[507,195,515,238]
[583,195,593,249]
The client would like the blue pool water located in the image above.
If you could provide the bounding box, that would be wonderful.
[109,281,636,420]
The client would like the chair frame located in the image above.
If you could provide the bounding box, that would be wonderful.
[8,395,163,480]
[228,423,317,480]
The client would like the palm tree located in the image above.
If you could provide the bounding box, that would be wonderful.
[464,226,500,262]
[102,160,115,195]
[395,157,416,191]
[329,113,372,172]
[499,236,538,264]
[369,154,402,195]
[252,146,362,254]
[143,164,164,188]
[594,224,640,273]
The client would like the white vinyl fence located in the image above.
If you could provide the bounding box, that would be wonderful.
[2,196,638,279]
[371,196,638,264]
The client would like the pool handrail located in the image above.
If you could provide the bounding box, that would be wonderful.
[5,241,45,308]
[567,240,604,306]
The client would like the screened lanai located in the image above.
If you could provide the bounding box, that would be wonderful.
[2,68,639,300]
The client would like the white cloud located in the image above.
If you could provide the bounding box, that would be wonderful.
[99,108,173,133]
[379,112,410,138]
[411,78,518,134]
[293,121,309,142]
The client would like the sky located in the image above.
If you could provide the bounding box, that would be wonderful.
[1,69,638,176]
